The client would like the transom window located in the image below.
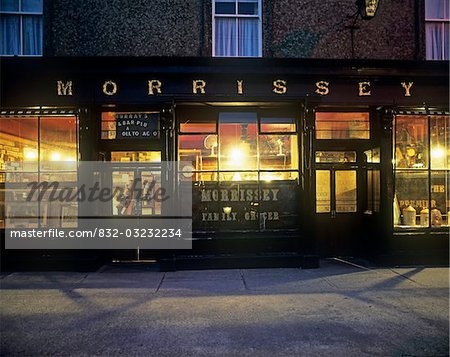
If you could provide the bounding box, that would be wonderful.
[425,0,449,60]
[0,0,43,56]
[212,0,262,57]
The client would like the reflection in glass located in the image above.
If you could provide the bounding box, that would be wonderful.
[430,115,450,169]
[316,170,330,213]
[316,151,356,163]
[178,134,218,171]
[335,170,357,213]
[395,115,428,169]
[260,134,298,170]
[316,112,370,139]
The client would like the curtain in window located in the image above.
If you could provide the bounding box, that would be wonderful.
[23,16,42,55]
[238,18,258,56]
[426,23,444,60]
[425,0,450,18]
[215,18,236,56]
[0,15,19,55]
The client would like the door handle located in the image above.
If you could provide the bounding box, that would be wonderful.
[331,210,336,219]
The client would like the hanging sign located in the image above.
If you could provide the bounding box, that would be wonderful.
[115,113,160,139]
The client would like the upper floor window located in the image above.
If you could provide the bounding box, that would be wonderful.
[425,0,449,60]
[0,0,42,56]
[212,0,262,57]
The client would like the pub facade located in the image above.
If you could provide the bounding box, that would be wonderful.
[0,57,448,268]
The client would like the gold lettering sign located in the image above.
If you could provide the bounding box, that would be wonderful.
[358,81,371,96]
[57,80,73,96]
[103,80,118,96]
[401,81,413,97]
[193,79,206,94]
[273,79,287,95]
[148,80,162,95]
[315,81,329,96]
[237,80,244,95]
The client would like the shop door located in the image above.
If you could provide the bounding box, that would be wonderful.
[104,151,162,216]
[314,150,380,256]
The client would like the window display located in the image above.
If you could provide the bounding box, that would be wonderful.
[394,114,450,228]
[0,115,78,228]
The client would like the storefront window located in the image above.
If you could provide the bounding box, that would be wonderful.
[394,114,450,228]
[0,115,78,228]
[178,108,299,231]
[316,112,370,139]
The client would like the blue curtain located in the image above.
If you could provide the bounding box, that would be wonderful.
[23,15,42,55]
[0,15,19,55]
[238,18,258,56]
[215,18,236,56]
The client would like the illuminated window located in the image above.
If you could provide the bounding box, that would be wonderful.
[316,112,370,139]
[393,114,450,228]
[0,0,43,56]
[213,0,262,57]
[0,115,78,228]
[425,0,449,60]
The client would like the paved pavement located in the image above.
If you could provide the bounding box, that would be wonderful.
[1,259,449,356]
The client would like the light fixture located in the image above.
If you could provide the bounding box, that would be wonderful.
[50,152,62,161]
[223,206,232,215]
[431,147,445,159]
[23,148,38,161]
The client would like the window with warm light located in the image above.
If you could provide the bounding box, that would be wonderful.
[393,114,450,229]
[315,112,370,139]
[425,0,449,60]
[0,0,43,56]
[178,108,298,231]
[212,0,262,57]
[0,115,78,228]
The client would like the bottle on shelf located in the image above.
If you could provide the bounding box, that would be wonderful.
[420,207,429,226]
[403,205,416,226]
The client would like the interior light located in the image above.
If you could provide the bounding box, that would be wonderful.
[24,148,38,161]
[232,172,242,181]
[64,156,77,162]
[431,147,445,159]
[50,152,62,161]
[223,206,232,214]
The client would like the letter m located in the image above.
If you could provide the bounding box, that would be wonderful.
[26,181,59,201]
[57,81,73,96]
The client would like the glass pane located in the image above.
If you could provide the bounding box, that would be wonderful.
[260,171,298,181]
[259,134,298,170]
[335,170,357,213]
[22,15,42,55]
[0,117,38,175]
[238,18,258,56]
[394,115,428,169]
[101,112,116,139]
[238,0,258,15]
[425,0,450,19]
[315,151,356,163]
[39,117,78,171]
[178,135,218,171]
[0,0,19,11]
[215,0,236,14]
[367,169,380,213]
[219,112,257,171]
[394,171,429,227]
[364,148,380,163]
[111,151,161,162]
[219,171,258,181]
[0,15,20,55]
[430,115,450,169]
[316,170,330,213]
[215,18,237,56]
[141,170,162,215]
[260,117,295,133]
[316,112,370,139]
[431,171,449,226]
[112,171,136,216]
[180,122,216,133]
[21,0,42,11]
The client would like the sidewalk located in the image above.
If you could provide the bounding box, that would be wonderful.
[1,259,449,356]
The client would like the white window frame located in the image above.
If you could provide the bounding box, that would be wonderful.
[0,0,43,56]
[212,0,262,57]
[425,1,449,60]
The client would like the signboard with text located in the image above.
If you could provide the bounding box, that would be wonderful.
[115,113,160,139]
